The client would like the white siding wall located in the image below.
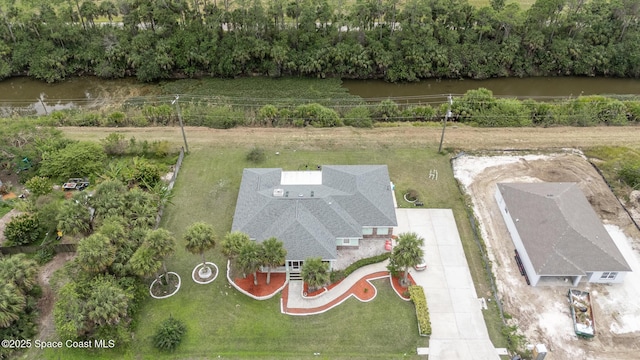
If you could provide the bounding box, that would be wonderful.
[495,187,541,286]
[587,271,627,284]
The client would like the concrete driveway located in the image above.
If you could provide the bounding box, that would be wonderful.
[395,208,501,360]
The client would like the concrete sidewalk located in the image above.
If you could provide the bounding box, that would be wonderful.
[285,261,389,310]
[396,208,501,360]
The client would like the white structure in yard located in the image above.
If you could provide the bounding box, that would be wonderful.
[495,182,631,286]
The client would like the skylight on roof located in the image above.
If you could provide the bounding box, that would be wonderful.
[281,171,322,185]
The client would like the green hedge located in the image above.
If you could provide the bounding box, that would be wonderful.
[330,252,390,283]
[409,285,431,336]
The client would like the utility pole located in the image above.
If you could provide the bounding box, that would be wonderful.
[172,95,189,154]
[438,94,453,153]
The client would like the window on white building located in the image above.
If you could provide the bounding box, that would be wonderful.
[600,272,617,280]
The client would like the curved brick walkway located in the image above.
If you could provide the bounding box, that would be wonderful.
[281,261,409,315]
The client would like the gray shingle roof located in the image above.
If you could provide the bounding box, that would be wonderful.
[497,182,631,275]
[232,165,397,261]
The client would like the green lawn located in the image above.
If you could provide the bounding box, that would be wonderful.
[41,142,507,358]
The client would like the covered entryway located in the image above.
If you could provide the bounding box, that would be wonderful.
[287,260,303,280]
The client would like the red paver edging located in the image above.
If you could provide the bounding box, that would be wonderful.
[282,271,409,315]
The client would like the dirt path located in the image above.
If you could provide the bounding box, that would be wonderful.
[61,125,640,151]
[36,253,75,341]
[453,152,640,360]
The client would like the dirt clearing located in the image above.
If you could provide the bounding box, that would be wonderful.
[61,125,640,151]
[453,151,640,360]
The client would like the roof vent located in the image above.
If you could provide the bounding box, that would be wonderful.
[273,188,284,197]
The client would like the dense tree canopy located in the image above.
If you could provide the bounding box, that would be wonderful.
[0,0,637,83]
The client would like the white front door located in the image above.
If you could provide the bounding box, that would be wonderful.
[289,261,302,271]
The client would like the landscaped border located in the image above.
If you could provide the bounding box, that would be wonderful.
[191,262,219,284]
[150,272,182,299]
[282,272,397,316]
[226,260,288,300]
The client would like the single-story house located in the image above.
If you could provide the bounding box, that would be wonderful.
[495,182,631,286]
[231,165,397,277]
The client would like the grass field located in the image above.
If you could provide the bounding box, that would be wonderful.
[44,145,476,359]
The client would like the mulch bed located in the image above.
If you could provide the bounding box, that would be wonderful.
[390,274,416,300]
[194,265,218,283]
[150,273,180,297]
[303,280,342,297]
[234,272,286,297]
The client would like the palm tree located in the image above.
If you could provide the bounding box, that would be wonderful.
[145,228,176,279]
[129,244,163,285]
[76,233,116,273]
[184,222,217,276]
[391,232,424,286]
[261,237,287,285]
[237,241,264,286]
[301,257,330,292]
[0,282,26,328]
[0,254,38,293]
[85,277,129,328]
[56,199,92,236]
[221,231,251,260]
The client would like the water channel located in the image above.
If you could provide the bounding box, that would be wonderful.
[0,76,638,115]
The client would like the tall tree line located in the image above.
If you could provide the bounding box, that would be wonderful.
[0,0,638,83]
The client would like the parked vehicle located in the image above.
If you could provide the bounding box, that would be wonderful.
[63,178,89,191]
[414,259,427,271]
[568,289,595,338]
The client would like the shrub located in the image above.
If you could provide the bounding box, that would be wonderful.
[25,176,52,198]
[39,141,106,179]
[343,252,390,278]
[624,101,640,123]
[331,253,390,283]
[104,111,126,127]
[4,214,43,246]
[293,103,341,127]
[149,140,172,157]
[343,106,373,128]
[372,99,401,121]
[35,247,55,265]
[142,104,174,126]
[101,133,128,156]
[401,105,436,122]
[153,317,187,352]
[409,285,431,335]
[257,104,280,126]
[246,147,266,163]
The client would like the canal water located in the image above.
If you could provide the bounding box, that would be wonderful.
[0,76,638,115]
[342,77,640,102]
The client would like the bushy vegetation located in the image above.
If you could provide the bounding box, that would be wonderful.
[246,147,266,164]
[0,255,40,359]
[1,0,639,83]
[409,285,431,336]
[3,214,43,246]
[24,88,640,131]
[153,317,187,352]
[331,252,391,283]
[585,146,640,198]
